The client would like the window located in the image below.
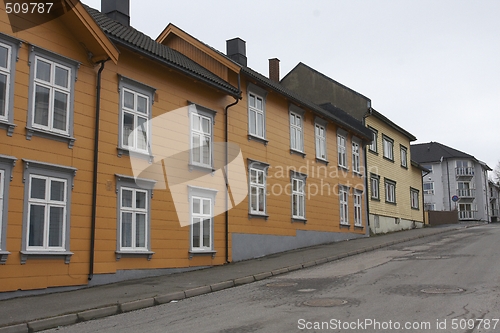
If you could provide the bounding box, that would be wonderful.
[117,75,155,159]
[248,159,269,217]
[339,185,349,226]
[0,155,15,264]
[188,186,217,254]
[382,135,394,161]
[424,203,435,211]
[189,104,216,169]
[354,190,363,227]
[400,145,408,168]
[315,118,327,161]
[290,110,304,152]
[0,33,21,136]
[27,46,79,147]
[291,171,307,221]
[337,134,347,168]
[370,174,380,200]
[352,141,360,173]
[411,188,419,209]
[423,182,434,195]
[247,84,267,142]
[21,159,76,264]
[368,127,378,153]
[385,178,396,204]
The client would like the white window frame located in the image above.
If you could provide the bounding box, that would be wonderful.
[190,112,212,168]
[290,111,304,152]
[0,170,4,251]
[119,187,149,251]
[370,174,380,200]
[368,127,378,153]
[315,119,327,161]
[400,145,408,168]
[411,188,419,209]
[248,159,269,217]
[337,134,347,168]
[423,182,434,195]
[424,203,435,211]
[352,140,360,173]
[0,42,11,122]
[0,33,21,136]
[188,186,217,254]
[339,185,349,226]
[354,190,363,227]
[247,84,267,142]
[0,155,15,264]
[385,179,396,204]
[291,171,307,221]
[383,135,394,161]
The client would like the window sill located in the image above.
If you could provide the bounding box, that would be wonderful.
[116,250,154,261]
[340,223,350,229]
[316,158,329,165]
[353,171,363,177]
[249,213,269,220]
[0,251,10,264]
[411,207,420,211]
[368,149,378,155]
[290,149,306,158]
[20,250,73,264]
[354,225,364,230]
[371,197,380,201]
[26,127,75,148]
[189,250,216,259]
[188,163,215,173]
[385,201,397,206]
[248,134,268,145]
[383,156,395,163]
[117,147,154,163]
[338,165,349,172]
[401,165,408,169]
[0,121,16,136]
[291,217,307,224]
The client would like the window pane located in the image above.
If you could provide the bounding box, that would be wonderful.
[193,198,200,214]
[202,136,210,165]
[137,116,148,150]
[250,169,257,184]
[50,180,65,202]
[292,194,298,216]
[258,187,265,212]
[256,113,263,137]
[257,170,264,185]
[298,196,304,217]
[192,219,200,248]
[29,204,45,246]
[249,110,256,135]
[0,73,6,117]
[122,189,133,207]
[121,212,132,248]
[54,66,69,88]
[249,94,255,108]
[53,91,68,131]
[291,128,296,148]
[256,97,262,110]
[202,199,210,215]
[48,206,64,247]
[123,90,134,109]
[136,191,146,209]
[202,219,210,247]
[137,95,147,114]
[192,133,201,163]
[122,112,134,146]
[250,186,257,211]
[192,114,200,131]
[0,45,8,69]
[136,213,146,248]
[34,85,50,126]
[36,59,51,82]
[201,117,210,134]
[31,177,46,199]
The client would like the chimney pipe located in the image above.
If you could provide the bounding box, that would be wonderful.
[269,58,280,82]
[102,0,130,27]
[226,38,247,67]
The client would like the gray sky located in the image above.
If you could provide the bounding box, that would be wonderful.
[84,0,500,175]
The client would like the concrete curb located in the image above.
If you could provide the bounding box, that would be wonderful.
[0,225,474,332]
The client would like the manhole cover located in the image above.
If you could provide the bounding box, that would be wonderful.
[420,287,464,294]
[297,289,316,292]
[266,282,298,288]
[303,298,348,307]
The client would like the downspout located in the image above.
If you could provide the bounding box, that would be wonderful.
[362,112,370,236]
[484,169,490,223]
[421,167,431,225]
[224,73,241,263]
[446,159,452,211]
[89,59,108,281]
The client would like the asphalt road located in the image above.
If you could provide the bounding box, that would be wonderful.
[44,224,500,333]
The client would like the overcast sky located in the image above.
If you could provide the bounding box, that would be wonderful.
[84,0,500,175]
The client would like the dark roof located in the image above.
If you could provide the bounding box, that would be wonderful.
[83,4,239,97]
[369,109,417,141]
[241,67,372,140]
[319,103,372,138]
[411,142,476,164]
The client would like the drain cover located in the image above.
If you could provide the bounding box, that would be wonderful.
[420,287,464,294]
[303,298,348,307]
[266,282,298,288]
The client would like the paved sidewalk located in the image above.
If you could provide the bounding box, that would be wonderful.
[0,224,481,333]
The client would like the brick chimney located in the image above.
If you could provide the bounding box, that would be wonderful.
[102,0,130,26]
[226,38,247,66]
[269,58,280,82]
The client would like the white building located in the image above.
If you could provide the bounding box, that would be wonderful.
[489,181,500,222]
[411,142,491,222]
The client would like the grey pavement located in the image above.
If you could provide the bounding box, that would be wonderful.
[0,223,482,333]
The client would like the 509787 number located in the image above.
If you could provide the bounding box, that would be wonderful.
[5,2,53,14]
